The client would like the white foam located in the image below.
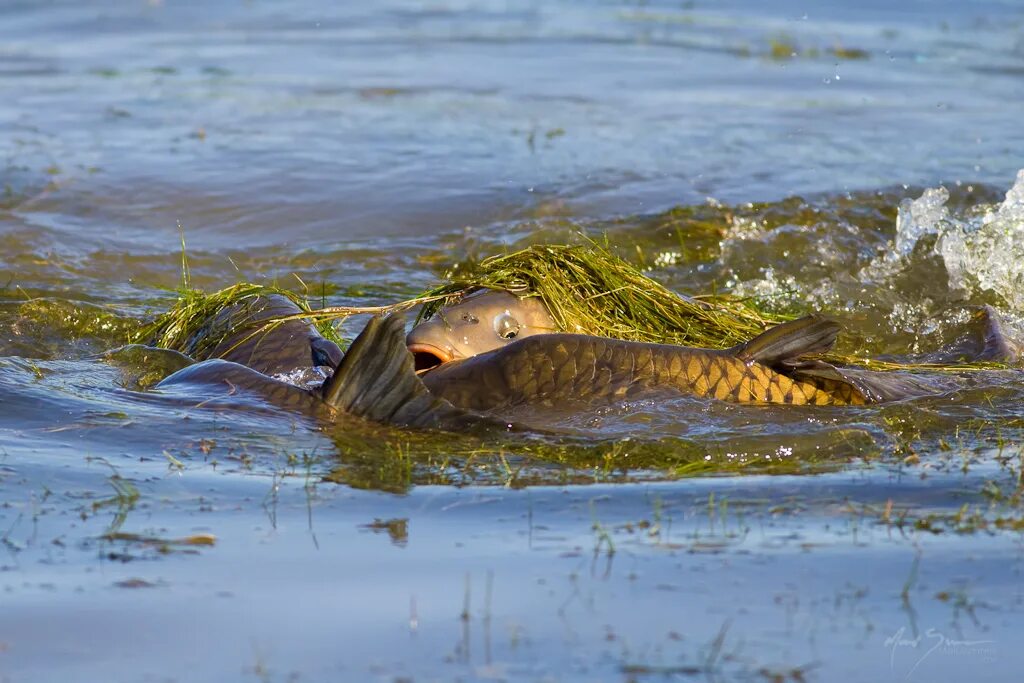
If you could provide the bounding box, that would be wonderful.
[934,169,1024,309]
[271,366,332,390]
[729,267,800,308]
[894,186,951,257]
[874,169,1024,312]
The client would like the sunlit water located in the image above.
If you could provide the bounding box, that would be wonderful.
[3,1,1024,681]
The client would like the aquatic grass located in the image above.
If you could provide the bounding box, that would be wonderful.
[766,34,869,61]
[92,474,140,535]
[416,242,785,350]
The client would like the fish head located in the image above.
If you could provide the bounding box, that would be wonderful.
[406,289,558,371]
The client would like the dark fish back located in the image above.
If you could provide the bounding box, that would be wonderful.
[156,359,334,418]
[183,294,342,376]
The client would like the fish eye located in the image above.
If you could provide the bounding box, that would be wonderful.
[493,312,521,340]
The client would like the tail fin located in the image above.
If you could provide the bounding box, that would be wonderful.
[735,314,951,402]
[978,305,1021,363]
[732,315,840,367]
[320,314,469,427]
[791,363,947,402]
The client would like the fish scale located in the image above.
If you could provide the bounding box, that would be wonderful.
[421,318,877,411]
[641,346,865,406]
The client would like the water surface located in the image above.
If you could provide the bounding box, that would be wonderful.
[2,1,1024,681]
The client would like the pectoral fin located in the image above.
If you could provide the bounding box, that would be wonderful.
[977,305,1021,363]
[320,314,483,428]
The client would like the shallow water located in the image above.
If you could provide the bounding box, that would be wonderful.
[3,1,1024,681]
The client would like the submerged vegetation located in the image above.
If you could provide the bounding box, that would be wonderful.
[317,421,879,492]
[766,34,870,61]
[0,296,140,357]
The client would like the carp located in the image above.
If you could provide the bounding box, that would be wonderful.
[409,290,1019,410]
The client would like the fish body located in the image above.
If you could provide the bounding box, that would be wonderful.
[412,289,1020,412]
[154,359,339,418]
[156,314,476,429]
[175,294,342,376]
[420,316,953,411]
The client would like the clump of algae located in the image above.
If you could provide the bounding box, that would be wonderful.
[417,242,785,350]
[11,298,139,343]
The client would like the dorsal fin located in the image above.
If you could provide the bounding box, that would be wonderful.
[320,314,476,427]
[732,315,841,366]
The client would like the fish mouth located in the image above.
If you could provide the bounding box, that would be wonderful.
[407,343,452,373]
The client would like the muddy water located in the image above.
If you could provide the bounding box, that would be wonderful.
[2,1,1024,681]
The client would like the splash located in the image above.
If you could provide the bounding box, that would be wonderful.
[869,170,1024,312]
[933,170,1024,310]
[719,174,1024,350]
[894,186,951,257]
[272,366,331,390]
